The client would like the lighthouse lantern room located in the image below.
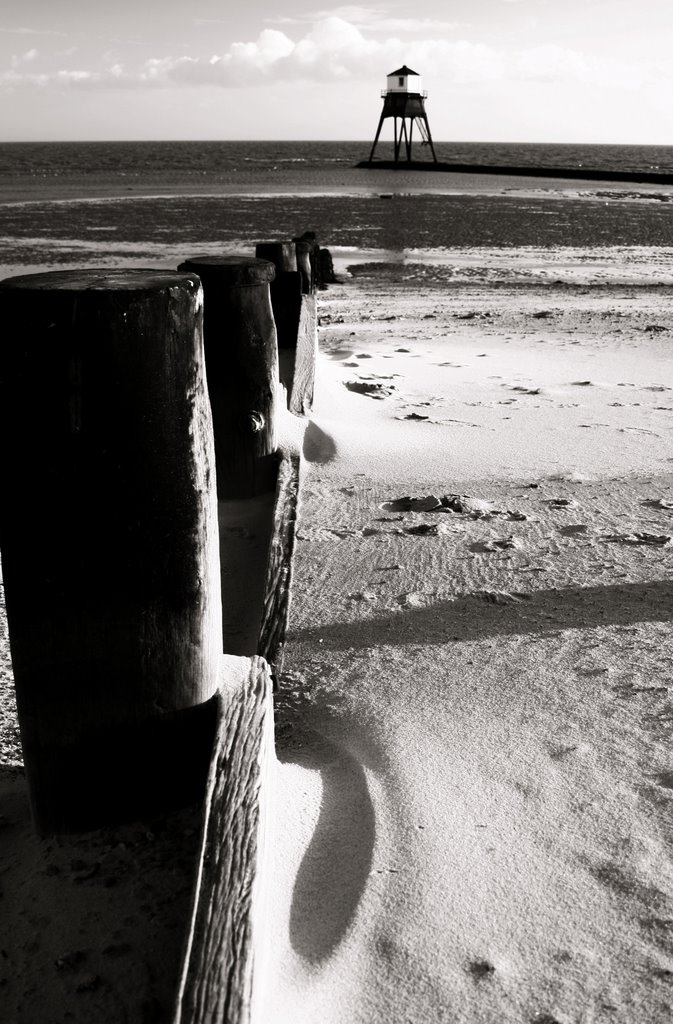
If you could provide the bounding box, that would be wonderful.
[368,65,438,164]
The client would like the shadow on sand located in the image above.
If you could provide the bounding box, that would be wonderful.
[278,731,376,964]
[302,420,337,465]
[290,579,673,651]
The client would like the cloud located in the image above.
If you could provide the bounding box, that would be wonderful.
[9,47,39,70]
[1,15,670,97]
[269,6,464,34]
[510,43,651,88]
[0,26,67,37]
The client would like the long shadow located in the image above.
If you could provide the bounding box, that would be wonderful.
[290,579,673,651]
[302,420,337,465]
[279,731,376,963]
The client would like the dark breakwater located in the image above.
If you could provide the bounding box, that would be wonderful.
[356,160,673,186]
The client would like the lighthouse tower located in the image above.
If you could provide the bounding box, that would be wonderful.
[367,65,438,164]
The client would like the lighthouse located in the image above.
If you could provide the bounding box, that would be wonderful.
[367,65,438,165]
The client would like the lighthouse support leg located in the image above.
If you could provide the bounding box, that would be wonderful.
[422,113,438,163]
[393,117,402,164]
[368,112,386,163]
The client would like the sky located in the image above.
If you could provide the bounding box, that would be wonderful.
[0,0,672,144]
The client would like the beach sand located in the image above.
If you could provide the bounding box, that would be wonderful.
[262,251,673,1023]
[1,174,673,1022]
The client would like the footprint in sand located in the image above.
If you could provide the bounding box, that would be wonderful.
[470,538,521,553]
[476,590,531,605]
[397,592,429,607]
[604,531,672,546]
[547,498,576,509]
[379,494,528,521]
[380,496,442,513]
[642,498,673,510]
[345,380,396,399]
[468,960,496,981]
[404,523,450,536]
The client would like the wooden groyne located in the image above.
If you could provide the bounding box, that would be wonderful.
[355,159,673,186]
[0,230,333,1021]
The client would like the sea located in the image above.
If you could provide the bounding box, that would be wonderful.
[2,140,673,178]
[1,140,673,272]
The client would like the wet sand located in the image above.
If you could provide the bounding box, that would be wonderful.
[3,163,668,204]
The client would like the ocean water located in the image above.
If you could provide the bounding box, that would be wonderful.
[1,140,673,177]
[1,141,673,270]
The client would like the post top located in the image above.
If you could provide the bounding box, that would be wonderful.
[0,269,201,293]
[178,255,276,285]
[255,241,297,273]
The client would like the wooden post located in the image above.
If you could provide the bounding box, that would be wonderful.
[254,240,303,350]
[318,247,336,285]
[258,452,301,677]
[0,269,222,833]
[291,235,319,415]
[255,241,303,411]
[254,240,296,274]
[174,656,275,1024]
[294,233,319,295]
[177,256,279,499]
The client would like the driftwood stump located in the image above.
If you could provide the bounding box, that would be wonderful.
[0,269,222,833]
[178,256,279,499]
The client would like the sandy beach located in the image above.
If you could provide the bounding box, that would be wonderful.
[262,250,673,1023]
[1,167,673,1021]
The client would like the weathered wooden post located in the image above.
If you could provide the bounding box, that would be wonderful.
[294,232,319,295]
[254,240,302,350]
[254,240,303,412]
[290,234,319,414]
[0,269,222,833]
[177,255,279,498]
[318,247,336,285]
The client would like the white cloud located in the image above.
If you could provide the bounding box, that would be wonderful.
[0,26,67,37]
[10,47,39,69]
[168,21,499,86]
[511,44,649,88]
[269,6,463,33]
[1,14,670,98]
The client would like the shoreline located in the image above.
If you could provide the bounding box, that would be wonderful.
[2,165,673,206]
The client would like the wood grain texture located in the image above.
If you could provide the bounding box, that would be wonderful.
[177,256,279,499]
[288,294,317,416]
[0,269,222,833]
[174,656,275,1024]
[258,450,301,678]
